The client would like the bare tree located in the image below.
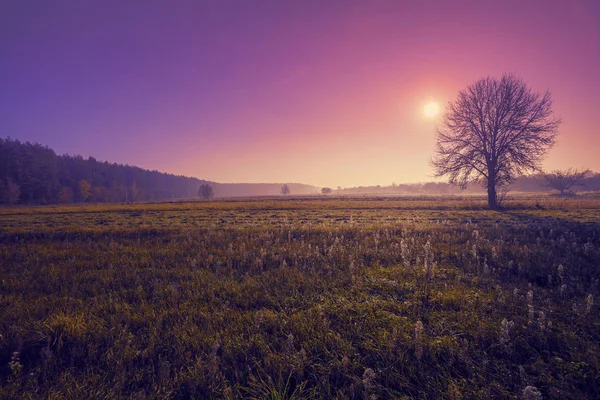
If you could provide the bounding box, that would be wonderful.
[281,184,290,196]
[432,74,560,209]
[543,168,590,195]
[321,187,332,195]
[197,183,214,199]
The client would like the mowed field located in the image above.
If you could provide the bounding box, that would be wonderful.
[1,197,599,399]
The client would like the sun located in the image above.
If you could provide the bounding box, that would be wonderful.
[423,101,440,119]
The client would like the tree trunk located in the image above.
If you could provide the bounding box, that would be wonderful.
[487,184,497,210]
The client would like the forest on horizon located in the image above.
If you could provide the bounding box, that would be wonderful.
[1,137,599,205]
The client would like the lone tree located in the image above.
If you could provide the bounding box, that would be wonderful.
[197,183,214,199]
[432,74,560,209]
[281,184,290,196]
[544,168,589,195]
[321,187,332,195]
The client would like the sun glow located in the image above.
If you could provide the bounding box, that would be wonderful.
[423,101,440,118]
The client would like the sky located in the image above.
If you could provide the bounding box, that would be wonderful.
[2,0,600,187]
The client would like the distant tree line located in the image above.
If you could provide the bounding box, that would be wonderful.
[335,173,600,196]
[2,138,598,205]
[0,138,206,205]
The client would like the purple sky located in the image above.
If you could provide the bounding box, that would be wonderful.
[2,0,600,187]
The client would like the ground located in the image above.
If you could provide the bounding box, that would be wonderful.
[1,196,599,399]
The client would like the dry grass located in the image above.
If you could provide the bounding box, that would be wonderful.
[1,196,599,399]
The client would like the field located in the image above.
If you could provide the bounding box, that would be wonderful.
[1,196,599,399]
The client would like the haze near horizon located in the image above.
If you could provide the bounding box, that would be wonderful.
[2,0,599,187]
